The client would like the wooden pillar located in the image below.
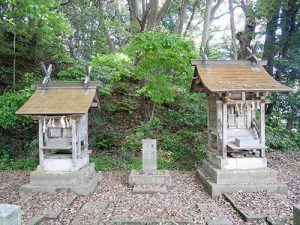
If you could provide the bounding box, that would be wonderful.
[71,119,77,171]
[260,102,266,157]
[207,99,211,149]
[222,102,227,158]
[38,120,45,170]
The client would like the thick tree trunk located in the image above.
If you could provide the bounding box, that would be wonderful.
[281,0,299,58]
[236,0,256,59]
[127,0,140,33]
[200,0,213,58]
[176,0,189,35]
[147,0,159,31]
[228,0,237,60]
[262,13,279,74]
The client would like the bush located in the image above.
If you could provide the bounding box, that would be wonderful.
[90,131,120,150]
[0,145,37,170]
[266,126,300,150]
[120,135,142,162]
[0,87,35,129]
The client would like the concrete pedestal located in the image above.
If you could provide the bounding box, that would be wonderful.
[19,163,102,196]
[197,154,287,197]
[0,204,21,225]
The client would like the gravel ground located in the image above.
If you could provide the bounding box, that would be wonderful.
[0,170,29,204]
[16,193,75,224]
[0,150,299,225]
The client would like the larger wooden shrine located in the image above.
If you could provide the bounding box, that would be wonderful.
[16,64,102,196]
[190,60,292,197]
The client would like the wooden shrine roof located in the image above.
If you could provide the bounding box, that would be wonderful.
[190,60,293,94]
[16,82,100,115]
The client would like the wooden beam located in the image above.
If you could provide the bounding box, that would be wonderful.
[38,120,45,170]
[260,102,266,157]
[190,60,268,66]
[36,81,101,89]
[222,102,227,159]
[71,119,77,171]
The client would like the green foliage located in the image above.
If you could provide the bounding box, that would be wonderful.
[0,86,34,129]
[57,53,132,96]
[0,144,37,170]
[266,126,300,150]
[125,32,197,105]
[116,99,137,115]
[91,153,121,171]
[90,131,120,150]
[120,135,142,162]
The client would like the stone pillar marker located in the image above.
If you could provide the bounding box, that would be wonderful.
[128,139,172,193]
[0,204,21,225]
[142,139,157,174]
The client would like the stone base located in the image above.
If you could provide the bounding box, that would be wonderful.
[128,170,171,193]
[196,160,288,197]
[19,163,102,196]
[0,204,21,225]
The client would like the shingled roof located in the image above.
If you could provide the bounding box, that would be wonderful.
[190,60,293,94]
[16,82,100,115]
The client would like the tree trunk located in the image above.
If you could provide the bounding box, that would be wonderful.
[156,0,172,23]
[200,0,213,58]
[127,0,140,33]
[147,0,159,31]
[280,0,299,58]
[262,13,279,74]
[176,0,189,35]
[236,0,256,59]
[184,0,199,36]
[228,0,237,60]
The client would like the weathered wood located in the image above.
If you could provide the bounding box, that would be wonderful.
[41,62,52,88]
[190,63,293,94]
[36,81,101,89]
[260,102,266,157]
[71,119,77,170]
[16,89,97,115]
[222,103,227,158]
[38,120,45,170]
[190,60,268,66]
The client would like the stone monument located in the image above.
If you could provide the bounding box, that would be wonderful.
[129,139,171,193]
[0,204,21,225]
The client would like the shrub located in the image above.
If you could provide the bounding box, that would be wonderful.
[0,87,35,129]
[90,131,120,150]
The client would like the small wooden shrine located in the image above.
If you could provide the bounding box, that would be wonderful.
[16,64,102,196]
[190,59,292,196]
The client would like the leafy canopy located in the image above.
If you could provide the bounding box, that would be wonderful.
[125,32,197,105]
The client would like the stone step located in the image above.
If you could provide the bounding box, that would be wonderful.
[235,137,260,147]
[202,161,278,185]
[227,128,253,137]
[132,184,168,194]
[71,201,108,225]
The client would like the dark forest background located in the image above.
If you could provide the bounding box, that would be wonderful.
[0,0,299,170]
